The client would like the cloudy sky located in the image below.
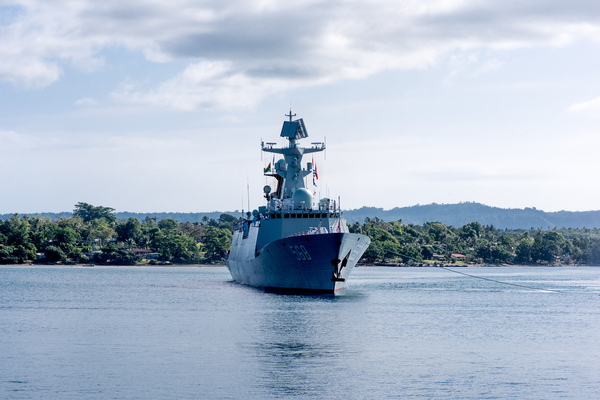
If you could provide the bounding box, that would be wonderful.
[1,0,600,214]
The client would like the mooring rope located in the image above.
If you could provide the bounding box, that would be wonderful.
[369,244,562,293]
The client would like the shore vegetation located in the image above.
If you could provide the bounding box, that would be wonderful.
[350,218,600,266]
[1,203,599,266]
[0,203,233,265]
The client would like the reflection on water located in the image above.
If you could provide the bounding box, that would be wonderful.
[247,294,360,398]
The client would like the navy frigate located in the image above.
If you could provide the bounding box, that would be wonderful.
[226,111,370,293]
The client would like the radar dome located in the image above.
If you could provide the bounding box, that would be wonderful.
[292,188,313,210]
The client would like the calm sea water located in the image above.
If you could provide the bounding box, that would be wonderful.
[1,266,599,400]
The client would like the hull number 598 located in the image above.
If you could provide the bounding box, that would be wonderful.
[290,245,312,261]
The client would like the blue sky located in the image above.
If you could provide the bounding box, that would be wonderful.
[1,1,600,214]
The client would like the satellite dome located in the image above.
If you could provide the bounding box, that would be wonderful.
[292,188,313,210]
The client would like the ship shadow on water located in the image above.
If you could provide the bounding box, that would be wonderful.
[245,305,350,398]
[262,287,338,296]
[235,283,367,398]
[225,279,368,301]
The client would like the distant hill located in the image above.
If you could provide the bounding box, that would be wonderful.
[342,202,600,229]
[3,202,600,229]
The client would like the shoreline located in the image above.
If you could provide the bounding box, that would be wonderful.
[1,263,223,268]
[1,263,590,268]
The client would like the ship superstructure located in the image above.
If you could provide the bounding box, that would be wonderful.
[226,111,370,293]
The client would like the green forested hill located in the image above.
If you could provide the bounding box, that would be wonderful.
[342,202,600,229]
[3,202,600,229]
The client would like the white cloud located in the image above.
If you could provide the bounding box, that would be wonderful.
[0,56,61,88]
[2,1,600,105]
[74,97,99,106]
[112,61,310,111]
[568,96,600,116]
[474,58,502,76]
[0,129,36,149]
[112,62,238,111]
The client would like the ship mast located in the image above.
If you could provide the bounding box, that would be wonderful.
[261,110,325,201]
[286,109,296,122]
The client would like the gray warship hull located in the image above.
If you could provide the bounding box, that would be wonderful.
[227,227,370,293]
[226,110,370,293]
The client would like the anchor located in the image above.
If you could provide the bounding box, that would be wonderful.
[331,250,352,282]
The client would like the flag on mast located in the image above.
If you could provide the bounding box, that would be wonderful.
[264,162,271,173]
[312,157,318,195]
[337,196,341,232]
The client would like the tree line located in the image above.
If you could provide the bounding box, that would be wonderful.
[349,218,600,265]
[2,203,600,266]
[0,203,233,265]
